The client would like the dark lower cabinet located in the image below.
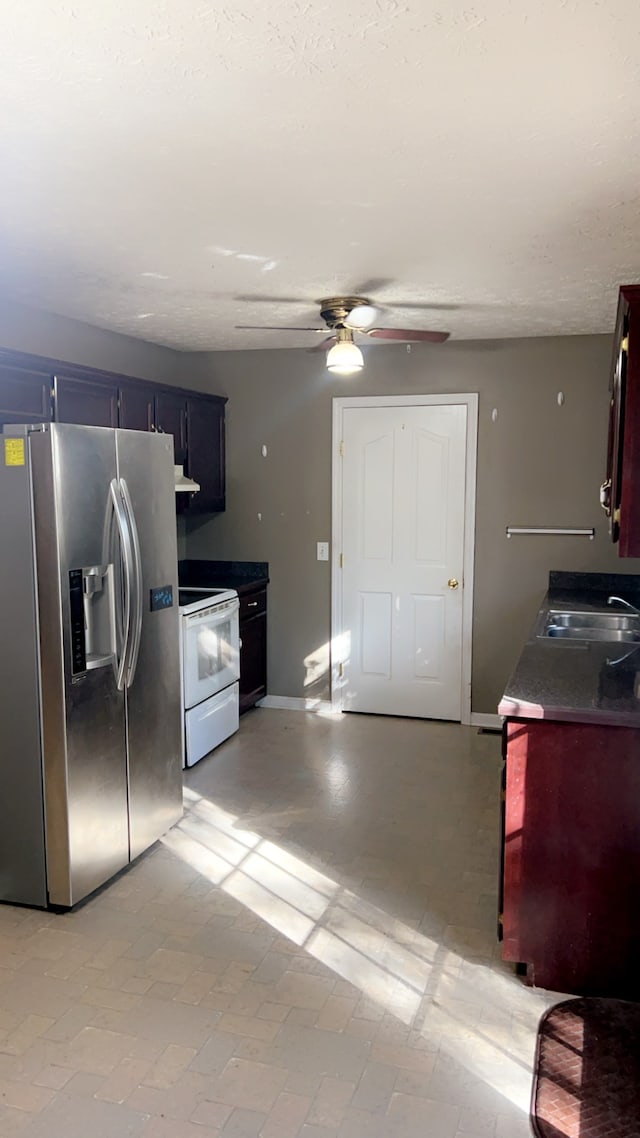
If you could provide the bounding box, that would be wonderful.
[0,362,51,429]
[239,587,267,714]
[54,374,118,428]
[502,716,640,997]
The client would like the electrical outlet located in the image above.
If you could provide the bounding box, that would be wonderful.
[317,541,329,561]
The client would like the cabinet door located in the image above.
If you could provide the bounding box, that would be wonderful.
[602,285,640,558]
[185,396,226,513]
[239,589,267,714]
[619,290,640,557]
[601,303,627,543]
[502,717,640,996]
[54,374,118,428]
[0,363,51,428]
[119,381,153,432]
[154,391,187,466]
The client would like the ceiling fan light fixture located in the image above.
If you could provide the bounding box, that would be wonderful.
[326,339,364,375]
[344,303,378,330]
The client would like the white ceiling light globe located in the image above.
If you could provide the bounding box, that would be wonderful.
[326,340,364,375]
[345,304,378,330]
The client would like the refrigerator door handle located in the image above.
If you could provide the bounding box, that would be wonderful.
[109,478,133,691]
[119,478,144,689]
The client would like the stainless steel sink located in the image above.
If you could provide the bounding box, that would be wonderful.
[540,610,640,643]
[547,610,640,631]
[546,626,640,642]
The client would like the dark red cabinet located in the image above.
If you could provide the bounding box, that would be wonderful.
[54,374,118,428]
[502,717,640,997]
[0,362,51,429]
[601,284,640,557]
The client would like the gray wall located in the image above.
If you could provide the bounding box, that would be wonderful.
[182,335,640,714]
[0,296,182,384]
[3,298,636,714]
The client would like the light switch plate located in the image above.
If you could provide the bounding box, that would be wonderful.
[317,541,329,561]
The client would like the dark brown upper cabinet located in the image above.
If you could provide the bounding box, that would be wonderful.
[54,374,118,428]
[118,380,153,432]
[601,284,640,557]
[0,346,226,515]
[153,391,188,467]
[0,361,52,429]
[184,395,226,514]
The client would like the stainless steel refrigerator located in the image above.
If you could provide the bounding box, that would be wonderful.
[0,423,183,908]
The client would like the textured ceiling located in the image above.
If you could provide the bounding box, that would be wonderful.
[1,1,640,350]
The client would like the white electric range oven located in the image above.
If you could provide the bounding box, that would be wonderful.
[178,587,240,767]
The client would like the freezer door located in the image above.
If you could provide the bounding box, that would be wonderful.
[0,436,47,906]
[30,425,130,907]
[116,430,183,860]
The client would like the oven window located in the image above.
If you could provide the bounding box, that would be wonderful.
[183,604,240,711]
[197,623,234,679]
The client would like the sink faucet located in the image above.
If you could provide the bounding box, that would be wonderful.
[607,595,640,615]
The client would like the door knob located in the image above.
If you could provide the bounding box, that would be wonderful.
[448,578,459,590]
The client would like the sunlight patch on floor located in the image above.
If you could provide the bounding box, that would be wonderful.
[161,784,553,1115]
[416,952,559,1111]
[164,787,436,1024]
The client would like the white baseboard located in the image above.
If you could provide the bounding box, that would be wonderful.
[470,712,504,730]
[257,696,335,714]
[258,701,503,730]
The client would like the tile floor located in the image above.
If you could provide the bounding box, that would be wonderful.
[0,710,563,1137]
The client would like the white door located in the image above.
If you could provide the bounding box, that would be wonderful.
[338,401,469,720]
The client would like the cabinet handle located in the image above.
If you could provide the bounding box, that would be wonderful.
[247,601,258,608]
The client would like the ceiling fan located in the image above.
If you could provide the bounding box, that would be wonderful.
[236,296,450,375]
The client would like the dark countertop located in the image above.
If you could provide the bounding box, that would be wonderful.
[498,572,640,728]
[178,559,269,597]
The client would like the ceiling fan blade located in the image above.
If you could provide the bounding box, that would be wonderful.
[235,325,326,332]
[367,328,450,343]
[310,336,337,353]
[348,277,396,296]
[378,301,461,312]
[234,294,306,304]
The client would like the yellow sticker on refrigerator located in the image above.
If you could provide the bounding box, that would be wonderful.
[4,438,26,466]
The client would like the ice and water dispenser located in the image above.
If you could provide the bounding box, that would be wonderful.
[68,565,116,675]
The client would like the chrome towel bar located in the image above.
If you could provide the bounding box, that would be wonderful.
[506,526,595,539]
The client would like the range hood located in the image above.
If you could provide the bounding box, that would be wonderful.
[174,465,200,493]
